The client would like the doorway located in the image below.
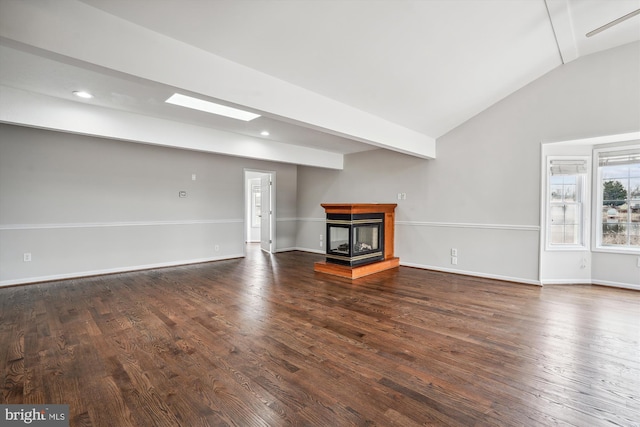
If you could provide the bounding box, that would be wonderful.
[244,170,275,253]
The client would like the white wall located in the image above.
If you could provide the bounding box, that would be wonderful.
[296,42,640,287]
[0,124,297,286]
[296,148,541,284]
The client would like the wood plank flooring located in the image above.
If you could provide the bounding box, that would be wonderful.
[1,245,639,426]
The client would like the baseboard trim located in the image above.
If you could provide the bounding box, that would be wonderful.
[540,279,591,285]
[591,279,640,291]
[540,279,639,290]
[278,247,325,254]
[6,250,635,291]
[400,261,542,286]
[292,248,541,286]
[0,254,245,287]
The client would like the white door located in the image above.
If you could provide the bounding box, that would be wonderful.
[260,173,272,253]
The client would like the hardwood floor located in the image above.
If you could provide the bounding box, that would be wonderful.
[1,245,639,426]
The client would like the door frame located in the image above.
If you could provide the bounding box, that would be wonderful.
[244,169,276,254]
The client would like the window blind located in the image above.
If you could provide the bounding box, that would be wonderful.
[598,148,640,167]
[549,159,587,175]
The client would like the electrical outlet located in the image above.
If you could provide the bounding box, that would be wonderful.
[451,256,458,265]
[23,253,32,262]
[320,241,323,247]
[214,245,220,252]
[451,248,458,257]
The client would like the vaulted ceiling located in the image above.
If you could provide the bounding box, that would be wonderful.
[1,0,639,169]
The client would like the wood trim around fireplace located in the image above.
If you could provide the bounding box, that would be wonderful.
[315,203,399,279]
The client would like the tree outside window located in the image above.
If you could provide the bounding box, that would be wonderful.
[599,149,640,248]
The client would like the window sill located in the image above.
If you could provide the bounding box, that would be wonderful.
[545,245,589,252]
[593,246,640,255]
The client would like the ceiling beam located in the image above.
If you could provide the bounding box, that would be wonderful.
[545,0,580,64]
[0,86,345,169]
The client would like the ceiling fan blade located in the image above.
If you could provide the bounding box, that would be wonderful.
[586,8,640,37]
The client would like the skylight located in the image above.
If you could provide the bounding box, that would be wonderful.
[165,93,260,121]
[73,91,93,99]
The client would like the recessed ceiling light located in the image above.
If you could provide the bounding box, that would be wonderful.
[73,91,93,99]
[165,93,260,121]
[261,130,270,136]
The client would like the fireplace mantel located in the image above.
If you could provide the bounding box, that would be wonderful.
[320,203,397,215]
[314,203,399,279]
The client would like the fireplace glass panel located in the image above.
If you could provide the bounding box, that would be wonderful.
[329,226,350,254]
[325,212,384,266]
[353,225,379,253]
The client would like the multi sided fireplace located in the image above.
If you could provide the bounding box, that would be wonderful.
[314,204,399,279]
[326,212,384,266]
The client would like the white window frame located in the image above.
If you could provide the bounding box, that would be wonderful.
[593,144,640,254]
[545,156,590,251]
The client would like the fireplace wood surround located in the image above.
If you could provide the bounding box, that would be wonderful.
[314,203,399,279]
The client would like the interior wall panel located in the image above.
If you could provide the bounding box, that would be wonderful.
[0,124,297,286]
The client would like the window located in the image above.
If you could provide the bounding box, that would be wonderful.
[596,147,640,250]
[547,158,587,248]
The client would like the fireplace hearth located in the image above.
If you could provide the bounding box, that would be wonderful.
[314,204,399,279]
